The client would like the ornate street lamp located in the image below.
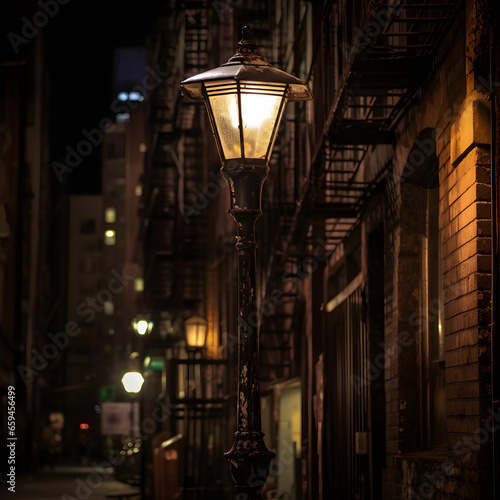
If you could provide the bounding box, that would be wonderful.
[121,371,145,393]
[180,27,312,499]
[132,316,154,336]
[121,369,146,499]
[185,314,208,349]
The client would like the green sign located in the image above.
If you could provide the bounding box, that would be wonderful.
[147,358,165,372]
[100,385,115,402]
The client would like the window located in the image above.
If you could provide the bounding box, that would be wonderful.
[105,207,116,223]
[134,278,144,292]
[80,219,96,234]
[79,257,95,273]
[401,129,446,450]
[104,230,116,245]
[116,113,130,124]
[103,301,114,315]
[79,276,98,294]
[423,181,446,447]
[106,143,116,159]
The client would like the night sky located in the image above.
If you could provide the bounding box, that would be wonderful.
[2,0,163,194]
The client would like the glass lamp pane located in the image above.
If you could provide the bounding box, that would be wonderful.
[185,315,208,348]
[240,92,284,159]
[207,93,242,159]
[205,81,287,161]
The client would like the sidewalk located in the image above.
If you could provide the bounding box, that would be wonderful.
[1,465,140,500]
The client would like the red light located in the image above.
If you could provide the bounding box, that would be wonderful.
[80,423,89,430]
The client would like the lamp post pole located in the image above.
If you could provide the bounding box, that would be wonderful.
[122,370,145,499]
[180,26,312,499]
[222,160,274,499]
[139,388,145,500]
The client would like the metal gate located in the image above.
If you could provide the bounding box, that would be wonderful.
[324,284,369,500]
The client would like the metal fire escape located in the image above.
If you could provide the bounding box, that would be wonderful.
[307,0,462,251]
[143,3,231,498]
[258,0,462,383]
[141,4,183,312]
[142,2,212,314]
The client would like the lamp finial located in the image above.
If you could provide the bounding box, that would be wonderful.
[237,25,258,55]
[242,26,253,40]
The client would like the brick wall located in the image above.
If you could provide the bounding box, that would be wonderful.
[381,13,493,498]
[389,86,492,500]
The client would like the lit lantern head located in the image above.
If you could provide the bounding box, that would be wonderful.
[132,317,153,336]
[121,371,145,393]
[180,26,312,166]
[185,315,208,349]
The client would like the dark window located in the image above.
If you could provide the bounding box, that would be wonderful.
[424,183,447,447]
[80,219,95,234]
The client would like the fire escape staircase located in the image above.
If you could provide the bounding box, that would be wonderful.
[259,0,462,380]
[287,0,462,254]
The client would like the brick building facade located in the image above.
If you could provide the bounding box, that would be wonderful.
[0,0,492,497]
[133,0,500,498]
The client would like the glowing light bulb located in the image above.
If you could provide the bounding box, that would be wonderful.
[241,93,271,128]
[136,320,149,335]
[121,372,144,393]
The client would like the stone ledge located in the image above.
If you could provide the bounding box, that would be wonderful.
[451,93,491,166]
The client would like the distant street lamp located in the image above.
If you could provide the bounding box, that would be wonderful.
[185,314,208,349]
[121,371,145,393]
[132,317,153,336]
[121,370,145,499]
[180,26,312,499]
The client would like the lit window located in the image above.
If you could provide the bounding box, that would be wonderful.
[134,278,144,292]
[104,230,116,245]
[103,301,114,315]
[116,113,130,124]
[105,208,116,223]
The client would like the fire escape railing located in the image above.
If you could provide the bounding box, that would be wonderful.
[258,0,462,382]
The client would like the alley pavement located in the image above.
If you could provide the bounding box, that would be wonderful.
[0,465,140,500]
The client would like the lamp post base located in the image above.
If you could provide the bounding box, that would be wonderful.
[225,431,275,499]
